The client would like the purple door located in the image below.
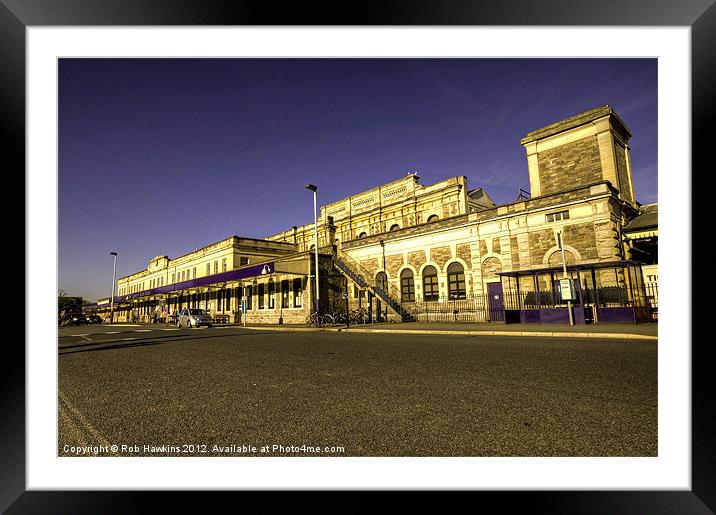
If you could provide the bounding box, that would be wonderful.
[487,283,505,322]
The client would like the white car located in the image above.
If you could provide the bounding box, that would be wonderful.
[176,308,213,328]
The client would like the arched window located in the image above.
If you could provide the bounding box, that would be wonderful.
[389,224,400,232]
[422,265,439,301]
[375,272,388,293]
[358,232,367,239]
[400,269,415,302]
[447,262,466,299]
[427,214,439,223]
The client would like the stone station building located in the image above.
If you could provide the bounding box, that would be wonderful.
[93,106,657,325]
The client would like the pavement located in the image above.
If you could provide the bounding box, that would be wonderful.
[230,321,658,340]
[98,320,658,340]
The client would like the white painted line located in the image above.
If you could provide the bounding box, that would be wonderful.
[105,331,119,334]
[121,337,137,341]
[135,329,151,332]
[79,335,93,342]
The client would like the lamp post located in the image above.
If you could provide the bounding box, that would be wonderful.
[109,252,117,325]
[305,183,320,314]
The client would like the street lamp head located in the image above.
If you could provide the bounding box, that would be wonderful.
[110,252,117,256]
[305,184,318,192]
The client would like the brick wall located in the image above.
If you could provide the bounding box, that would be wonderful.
[537,136,602,196]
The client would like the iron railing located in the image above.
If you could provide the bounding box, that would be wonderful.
[404,296,489,322]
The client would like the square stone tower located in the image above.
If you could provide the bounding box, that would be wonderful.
[520,106,636,205]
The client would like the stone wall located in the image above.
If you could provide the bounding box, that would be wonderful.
[456,243,472,268]
[481,256,502,280]
[537,136,602,196]
[408,250,426,270]
[614,143,633,202]
[479,239,488,257]
[492,237,501,255]
[562,222,598,260]
[386,254,404,276]
[430,246,452,270]
[594,221,621,261]
[360,258,379,277]
[510,235,520,269]
[528,229,556,265]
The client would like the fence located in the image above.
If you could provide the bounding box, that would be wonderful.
[502,286,650,310]
[645,283,658,321]
[404,296,489,323]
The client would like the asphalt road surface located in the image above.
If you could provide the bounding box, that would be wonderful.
[58,325,657,457]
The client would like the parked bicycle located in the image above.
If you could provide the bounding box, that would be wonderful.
[349,308,370,324]
[305,311,325,327]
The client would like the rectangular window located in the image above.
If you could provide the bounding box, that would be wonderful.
[193,267,196,279]
[448,273,466,300]
[281,280,289,308]
[217,290,223,312]
[222,258,227,273]
[258,284,265,309]
[293,278,302,307]
[401,276,415,302]
[172,273,175,284]
[206,263,211,276]
[246,285,253,310]
[268,281,275,309]
[214,261,218,274]
[546,210,569,223]
[423,275,439,301]
[240,257,249,266]
[225,289,232,311]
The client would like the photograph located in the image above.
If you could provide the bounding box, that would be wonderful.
[3,5,709,509]
[57,57,659,458]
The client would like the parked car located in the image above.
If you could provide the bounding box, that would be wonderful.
[85,314,103,324]
[176,308,213,328]
[59,313,88,326]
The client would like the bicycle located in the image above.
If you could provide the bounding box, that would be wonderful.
[305,311,325,327]
[349,308,369,324]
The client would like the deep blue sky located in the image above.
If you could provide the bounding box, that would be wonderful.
[59,58,657,301]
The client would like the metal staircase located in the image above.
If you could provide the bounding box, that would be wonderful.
[333,250,415,322]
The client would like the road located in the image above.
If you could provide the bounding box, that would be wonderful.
[58,324,657,457]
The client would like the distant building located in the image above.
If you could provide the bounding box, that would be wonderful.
[96,106,656,325]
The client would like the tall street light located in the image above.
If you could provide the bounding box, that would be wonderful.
[110,251,118,325]
[305,184,320,313]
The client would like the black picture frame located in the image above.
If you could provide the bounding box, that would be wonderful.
[2,1,712,512]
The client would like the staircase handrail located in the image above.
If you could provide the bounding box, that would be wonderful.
[335,250,416,318]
